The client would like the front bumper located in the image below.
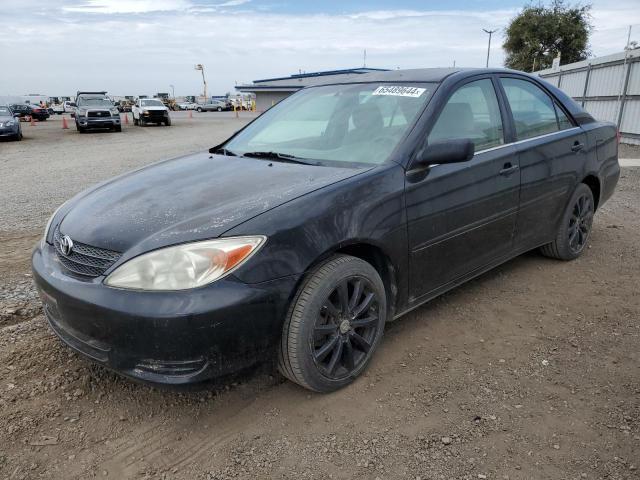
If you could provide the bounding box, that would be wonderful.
[77,116,121,129]
[0,126,19,137]
[32,243,298,385]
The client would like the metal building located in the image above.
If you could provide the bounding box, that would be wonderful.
[235,68,388,112]
[536,48,640,145]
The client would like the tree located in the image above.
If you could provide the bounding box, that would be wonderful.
[503,0,592,72]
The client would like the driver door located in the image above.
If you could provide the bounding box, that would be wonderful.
[405,76,520,302]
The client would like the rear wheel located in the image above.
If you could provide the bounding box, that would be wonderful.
[279,255,386,392]
[540,183,594,260]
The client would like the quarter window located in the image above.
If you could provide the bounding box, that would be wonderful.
[428,79,504,151]
[500,78,570,140]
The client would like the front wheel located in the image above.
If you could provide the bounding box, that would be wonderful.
[540,183,595,260]
[164,117,171,126]
[278,255,386,392]
[114,125,122,132]
[197,107,203,112]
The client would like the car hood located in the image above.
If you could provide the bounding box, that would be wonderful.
[59,152,366,255]
[0,114,13,122]
[140,106,167,111]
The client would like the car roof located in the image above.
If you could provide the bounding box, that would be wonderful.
[316,67,533,85]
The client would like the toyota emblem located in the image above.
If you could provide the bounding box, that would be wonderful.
[60,235,74,256]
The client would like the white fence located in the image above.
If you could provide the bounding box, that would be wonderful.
[536,49,640,145]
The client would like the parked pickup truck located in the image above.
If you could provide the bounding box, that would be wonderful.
[52,101,76,114]
[74,91,121,133]
[132,98,171,126]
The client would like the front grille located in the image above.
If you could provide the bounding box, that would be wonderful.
[146,110,166,118]
[53,227,121,277]
[88,110,111,118]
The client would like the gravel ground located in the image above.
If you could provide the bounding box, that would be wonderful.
[0,112,254,233]
[0,117,638,479]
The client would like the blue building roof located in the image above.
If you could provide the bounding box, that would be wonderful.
[252,67,389,84]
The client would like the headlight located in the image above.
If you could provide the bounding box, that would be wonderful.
[143,110,149,115]
[104,236,266,291]
[110,108,119,115]
[5,120,15,126]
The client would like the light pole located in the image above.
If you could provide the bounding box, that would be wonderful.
[169,84,175,98]
[483,29,498,68]
[194,64,207,101]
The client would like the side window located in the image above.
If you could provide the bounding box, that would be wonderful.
[500,78,560,140]
[554,102,573,130]
[428,79,504,151]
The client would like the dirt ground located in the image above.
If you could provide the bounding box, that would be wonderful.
[0,125,638,478]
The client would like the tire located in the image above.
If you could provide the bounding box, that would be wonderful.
[114,125,122,132]
[140,118,145,127]
[165,117,171,126]
[278,255,386,392]
[75,122,86,133]
[133,117,139,126]
[197,107,203,112]
[217,107,222,112]
[540,183,595,261]
[14,130,22,141]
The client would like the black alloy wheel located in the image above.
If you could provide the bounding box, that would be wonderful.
[568,193,593,254]
[279,255,386,392]
[311,276,380,379]
[540,183,595,261]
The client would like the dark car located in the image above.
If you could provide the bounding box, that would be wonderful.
[0,105,22,141]
[11,104,50,121]
[32,68,620,392]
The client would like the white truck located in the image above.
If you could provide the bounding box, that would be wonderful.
[131,98,171,126]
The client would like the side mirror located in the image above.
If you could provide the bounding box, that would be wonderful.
[413,138,475,168]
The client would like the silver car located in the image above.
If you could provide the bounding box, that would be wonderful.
[0,105,22,141]
[196,100,229,112]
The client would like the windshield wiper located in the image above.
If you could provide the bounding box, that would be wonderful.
[241,151,317,165]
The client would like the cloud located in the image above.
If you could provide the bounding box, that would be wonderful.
[63,0,193,14]
[0,1,638,97]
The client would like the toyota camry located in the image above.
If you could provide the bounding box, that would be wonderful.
[33,68,620,392]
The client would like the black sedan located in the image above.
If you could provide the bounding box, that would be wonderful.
[10,104,50,121]
[0,105,22,141]
[33,68,620,392]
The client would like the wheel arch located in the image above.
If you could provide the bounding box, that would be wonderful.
[581,174,601,210]
[289,240,399,320]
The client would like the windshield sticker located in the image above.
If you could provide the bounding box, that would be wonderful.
[372,86,426,97]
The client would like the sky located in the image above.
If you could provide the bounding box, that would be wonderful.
[1,0,639,97]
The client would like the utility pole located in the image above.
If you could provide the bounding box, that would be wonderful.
[194,64,207,101]
[483,29,498,68]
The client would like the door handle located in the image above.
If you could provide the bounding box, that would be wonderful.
[499,163,519,176]
[571,141,584,152]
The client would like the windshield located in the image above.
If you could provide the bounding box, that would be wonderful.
[142,100,164,107]
[0,106,10,115]
[77,97,113,107]
[225,83,436,166]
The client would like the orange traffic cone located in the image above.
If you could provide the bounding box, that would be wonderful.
[124,113,129,125]
[30,116,36,126]
[62,116,69,129]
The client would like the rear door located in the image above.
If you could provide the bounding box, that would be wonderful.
[497,76,586,250]
[406,76,520,302]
